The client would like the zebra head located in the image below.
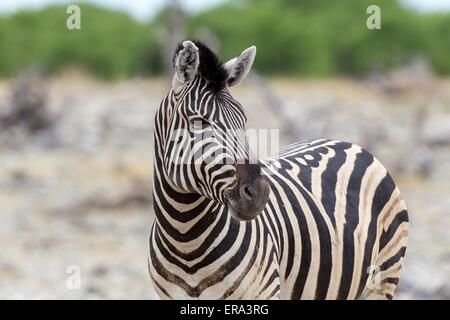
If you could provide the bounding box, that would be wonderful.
[160,40,270,221]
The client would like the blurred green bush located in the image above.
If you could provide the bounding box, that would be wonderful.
[0,4,159,78]
[0,0,449,79]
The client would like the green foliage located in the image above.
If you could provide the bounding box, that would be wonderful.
[188,0,448,76]
[0,4,159,78]
[0,0,449,78]
[421,13,450,75]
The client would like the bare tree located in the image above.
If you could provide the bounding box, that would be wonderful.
[155,0,186,83]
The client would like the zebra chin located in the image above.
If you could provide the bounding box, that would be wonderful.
[224,163,271,221]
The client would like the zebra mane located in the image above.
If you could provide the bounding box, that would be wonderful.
[173,40,228,91]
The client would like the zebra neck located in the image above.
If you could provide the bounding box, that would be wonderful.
[152,160,231,252]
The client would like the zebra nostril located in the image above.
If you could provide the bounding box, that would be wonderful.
[241,184,256,200]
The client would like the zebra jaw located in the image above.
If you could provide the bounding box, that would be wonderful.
[224,170,270,221]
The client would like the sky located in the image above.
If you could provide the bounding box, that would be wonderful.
[0,0,450,20]
[0,0,226,20]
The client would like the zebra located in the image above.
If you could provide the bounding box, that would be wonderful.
[148,40,409,300]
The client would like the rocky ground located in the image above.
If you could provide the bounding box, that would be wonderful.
[0,74,449,299]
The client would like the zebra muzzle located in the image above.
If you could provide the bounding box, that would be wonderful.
[224,163,270,221]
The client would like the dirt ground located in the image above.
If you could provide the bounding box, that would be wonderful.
[0,75,449,299]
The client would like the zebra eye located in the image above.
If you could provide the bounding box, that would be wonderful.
[191,117,211,130]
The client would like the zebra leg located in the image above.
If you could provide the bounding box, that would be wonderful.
[361,189,409,300]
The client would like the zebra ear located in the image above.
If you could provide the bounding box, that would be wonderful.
[223,46,256,87]
[173,40,199,88]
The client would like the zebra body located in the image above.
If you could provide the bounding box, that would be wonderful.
[148,41,408,300]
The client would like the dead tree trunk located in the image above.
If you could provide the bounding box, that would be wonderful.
[155,0,185,84]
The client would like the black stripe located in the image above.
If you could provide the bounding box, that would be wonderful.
[380,210,408,250]
[380,246,407,271]
[320,142,351,229]
[337,149,374,299]
[382,277,399,285]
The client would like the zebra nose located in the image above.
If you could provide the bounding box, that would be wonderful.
[225,162,271,221]
[226,176,270,221]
